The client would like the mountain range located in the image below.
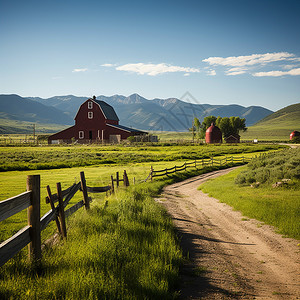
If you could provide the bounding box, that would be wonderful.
[0,93,273,133]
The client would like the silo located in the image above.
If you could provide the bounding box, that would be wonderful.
[205,123,222,144]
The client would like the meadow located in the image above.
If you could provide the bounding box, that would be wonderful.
[0,143,293,299]
[0,143,284,171]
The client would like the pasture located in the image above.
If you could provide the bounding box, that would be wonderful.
[0,143,293,299]
[0,143,284,171]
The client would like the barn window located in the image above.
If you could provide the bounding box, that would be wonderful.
[79,131,84,139]
[88,101,93,109]
[88,112,93,119]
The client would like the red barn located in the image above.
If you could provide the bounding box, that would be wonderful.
[205,123,222,144]
[48,96,146,144]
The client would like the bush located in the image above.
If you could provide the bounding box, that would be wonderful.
[235,148,300,185]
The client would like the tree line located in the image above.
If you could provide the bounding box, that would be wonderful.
[192,116,247,141]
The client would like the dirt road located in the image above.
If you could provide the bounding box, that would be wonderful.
[157,167,300,299]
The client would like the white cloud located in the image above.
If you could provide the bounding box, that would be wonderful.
[253,68,300,77]
[226,67,247,76]
[72,68,88,73]
[203,52,295,67]
[101,63,114,67]
[115,63,200,76]
[207,70,216,76]
[183,73,190,76]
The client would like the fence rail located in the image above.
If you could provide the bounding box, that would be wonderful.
[0,172,112,267]
[149,156,250,180]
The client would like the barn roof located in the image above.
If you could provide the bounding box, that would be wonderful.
[94,100,119,121]
[107,123,146,134]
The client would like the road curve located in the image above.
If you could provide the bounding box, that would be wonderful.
[157,167,300,299]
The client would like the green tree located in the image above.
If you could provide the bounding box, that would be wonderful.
[199,116,217,138]
[194,117,201,141]
[198,115,247,139]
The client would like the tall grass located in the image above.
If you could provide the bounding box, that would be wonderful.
[235,148,300,184]
[0,182,183,299]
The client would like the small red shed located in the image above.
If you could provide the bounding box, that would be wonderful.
[48,96,146,144]
[205,123,222,144]
[290,130,300,140]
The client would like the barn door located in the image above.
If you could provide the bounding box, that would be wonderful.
[89,131,93,140]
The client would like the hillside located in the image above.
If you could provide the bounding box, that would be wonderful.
[30,93,273,131]
[240,102,300,141]
[0,95,73,125]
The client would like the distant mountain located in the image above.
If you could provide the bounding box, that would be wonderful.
[0,94,73,125]
[30,93,272,131]
[1,93,273,132]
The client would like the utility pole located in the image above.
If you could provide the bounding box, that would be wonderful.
[33,124,36,144]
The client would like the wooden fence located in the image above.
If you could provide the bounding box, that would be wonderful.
[0,156,249,267]
[0,171,111,267]
[148,156,250,180]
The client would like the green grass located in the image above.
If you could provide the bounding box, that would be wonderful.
[240,103,300,141]
[0,143,284,172]
[0,162,251,299]
[0,182,183,299]
[0,118,68,134]
[235,148,300,184]
[199,167,300,239]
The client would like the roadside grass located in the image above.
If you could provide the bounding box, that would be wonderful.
[0,143,284,172]
[0,182,183,299]
[199,166,300,240]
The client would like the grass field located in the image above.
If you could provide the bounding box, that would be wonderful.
[0,143,284,172]
[199,148,300,239]
[240,103,300,141]
[0,144,296,299]
[0,158,253,299]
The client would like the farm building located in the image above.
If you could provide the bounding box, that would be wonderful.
[48,96,146,144]
[205,123,222,144]
[224,134,240,143]
[290,130,300,140]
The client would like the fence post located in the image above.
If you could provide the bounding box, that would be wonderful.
[150,166,153,181]
[123,170,129,187]
[80,171,90,210]
[211,157,214,166]
[111,175,115,193]
[27,175,41,265]
[231,156,233,164]
[116,172,119,187]
[56,182,67,239]
[175,165,177,173]
[46,185,62,236]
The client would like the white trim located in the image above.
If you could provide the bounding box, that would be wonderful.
[88,112,93,119]
[79,131,84,139]
[88,101,93,109]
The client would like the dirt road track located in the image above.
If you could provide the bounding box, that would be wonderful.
[157,167,300,299]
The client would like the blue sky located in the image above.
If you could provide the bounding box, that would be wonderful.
[0,0,299,111]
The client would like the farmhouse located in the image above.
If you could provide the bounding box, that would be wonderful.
[48,96,146,144]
